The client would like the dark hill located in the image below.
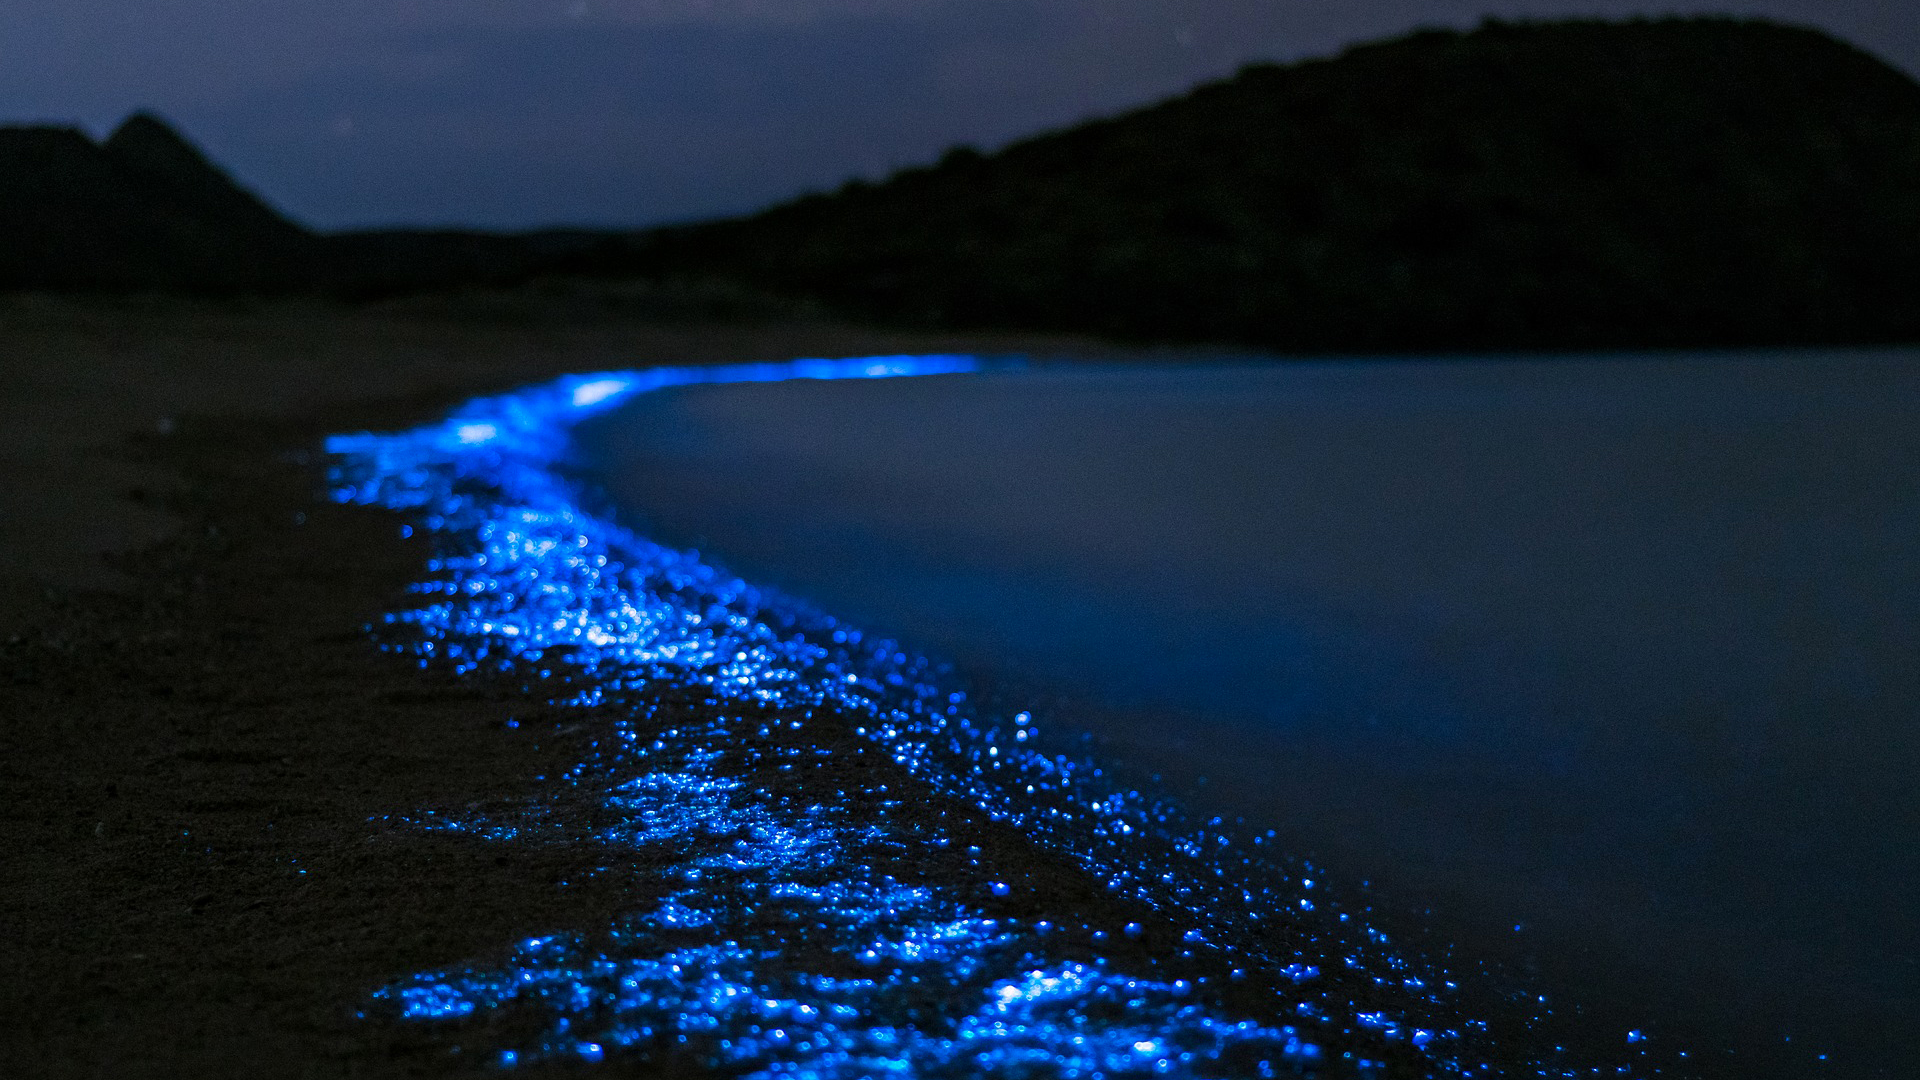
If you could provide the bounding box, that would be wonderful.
[2,18,1917,351]
[0,113,613,297]
[618,17,1920,352]
[0,113,312,291]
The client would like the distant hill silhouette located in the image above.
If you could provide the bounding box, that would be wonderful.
[617,17,1920,351]
[0,113,312,291]
[3,17,1918,352]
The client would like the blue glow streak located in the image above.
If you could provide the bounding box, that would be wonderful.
[326,355,1663,1078]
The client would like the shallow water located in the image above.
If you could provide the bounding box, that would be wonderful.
[568,351,1920,1079]
[328,358,1702,1080]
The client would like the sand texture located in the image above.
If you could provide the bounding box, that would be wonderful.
[0,297,1099,1077]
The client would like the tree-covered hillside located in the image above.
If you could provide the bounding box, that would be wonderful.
[3,18,1917,352]
[618,18,1920,351]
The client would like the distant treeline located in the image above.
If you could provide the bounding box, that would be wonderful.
[4,17,1919,352]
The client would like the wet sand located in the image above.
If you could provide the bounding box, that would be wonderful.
[0,295,1106,1077]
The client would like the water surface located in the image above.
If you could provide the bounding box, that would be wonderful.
[332,359,1602,1080]
[576,351,1920,1078]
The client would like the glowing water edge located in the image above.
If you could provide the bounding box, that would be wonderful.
[325,357,1660,1079]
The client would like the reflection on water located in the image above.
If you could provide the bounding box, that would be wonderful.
[325,359,1660,1078]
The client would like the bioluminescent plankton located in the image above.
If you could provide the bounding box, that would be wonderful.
[326,357,1669,1078]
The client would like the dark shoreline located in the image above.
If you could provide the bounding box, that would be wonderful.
[0,300,1125,1076]
[0,298,1876,1078]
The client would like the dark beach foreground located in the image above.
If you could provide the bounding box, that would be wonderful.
[4,294,1895,1079]
[0,295,1122,1076]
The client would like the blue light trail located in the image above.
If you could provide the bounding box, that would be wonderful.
[324,356,1666,1078]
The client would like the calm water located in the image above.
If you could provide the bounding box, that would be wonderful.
[334,359,1597,1080]
[576,351,1920,1078]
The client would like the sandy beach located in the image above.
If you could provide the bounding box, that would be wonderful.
[7,295,1896,1079]
[0,296,1119,1077]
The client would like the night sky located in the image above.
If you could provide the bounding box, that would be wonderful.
[3,1,1915,230]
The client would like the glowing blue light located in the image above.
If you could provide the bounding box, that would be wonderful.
[571,377,634,408]
[327,355,1638,1077]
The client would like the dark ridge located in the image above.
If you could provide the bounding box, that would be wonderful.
[0,114,311,291]
[2,17,1917,351]
[614,17,1920,351]
[102,113,308,247]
